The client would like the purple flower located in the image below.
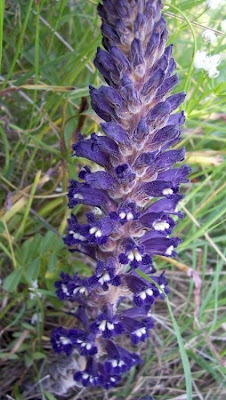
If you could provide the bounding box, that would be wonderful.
[95,258,121,290]
[51,327,80,356]
[75,333,98,356]
[124,275,159,307]
[54,272,73,301]
[119,238,153,271]
[118,312,154,345]
[74,358,103,387]
[90,304,125,339]
[55,272,96,303]
[51,0,190,390]
[104,341,141,374]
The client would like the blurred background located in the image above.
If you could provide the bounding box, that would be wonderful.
[0,0,225,399]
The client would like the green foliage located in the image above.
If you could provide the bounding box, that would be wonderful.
[0,0,225,398]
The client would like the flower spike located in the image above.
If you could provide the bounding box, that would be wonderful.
[51,0,190,390]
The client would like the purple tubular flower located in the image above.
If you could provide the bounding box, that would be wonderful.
[51,327,82,356]
[95,258,121,290]
[104,341,141,374]
[51,0,190,389]
[74,358,104,387]
[124,274,160,307]
[90,303,125,339]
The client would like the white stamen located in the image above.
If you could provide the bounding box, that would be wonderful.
[128,249,142,262]
[111,360,118,367]
[82,373,89,380]
[89,226,98,235]
[89,226,102,238]
[146,288,153,297]
[95,229,102,238]
[86,343,92,350]
[107,322,114,330]
[139,291,147,300]
[73,193,84,200]
[110,377,116,382]
[119,212,126,219]
[162,188,173,196]
[126,212,134,221]
[153,221,170,231]
[72,232,86,241]
[166,245,174,255]
[99,272,110,285]
[61,284,69,295]
[73,286,87,296]
[60,337,71,345]
[134,327,146,337]
[99,320,107,331]
[134,249,142,262]
[128,251,135,261]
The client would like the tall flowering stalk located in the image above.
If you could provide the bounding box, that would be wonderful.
[51,0,190,390]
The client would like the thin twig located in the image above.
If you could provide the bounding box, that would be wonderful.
[165,11,225,37]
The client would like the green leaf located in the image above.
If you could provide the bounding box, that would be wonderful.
[39,231,57,254]
[32,351,46,360]
[25,258,41,282]
[3,267,23,292]
[48,253,57,272]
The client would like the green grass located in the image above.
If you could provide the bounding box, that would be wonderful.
[0,0,226,399]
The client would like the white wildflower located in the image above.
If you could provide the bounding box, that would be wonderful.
[31,313,42,325]
[194,50,208,69]
[206,54,221,77]
[55,185,63,193]
[194,50,221,78]
[202,29,217,43]
[29,280,42,300]
[31,280,38,289]
[206,0,226,10]
[221,19,226,32]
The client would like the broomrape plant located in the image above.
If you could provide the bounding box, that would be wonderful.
[51,0,190,389]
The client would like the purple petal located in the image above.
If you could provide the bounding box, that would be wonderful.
[82,170,117,190]
[101,122,130,144]
[141,180,178,197]
[158,165,191,184]
[166,92,186,112]
[72,136,109,167]
[155,148,186,169]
